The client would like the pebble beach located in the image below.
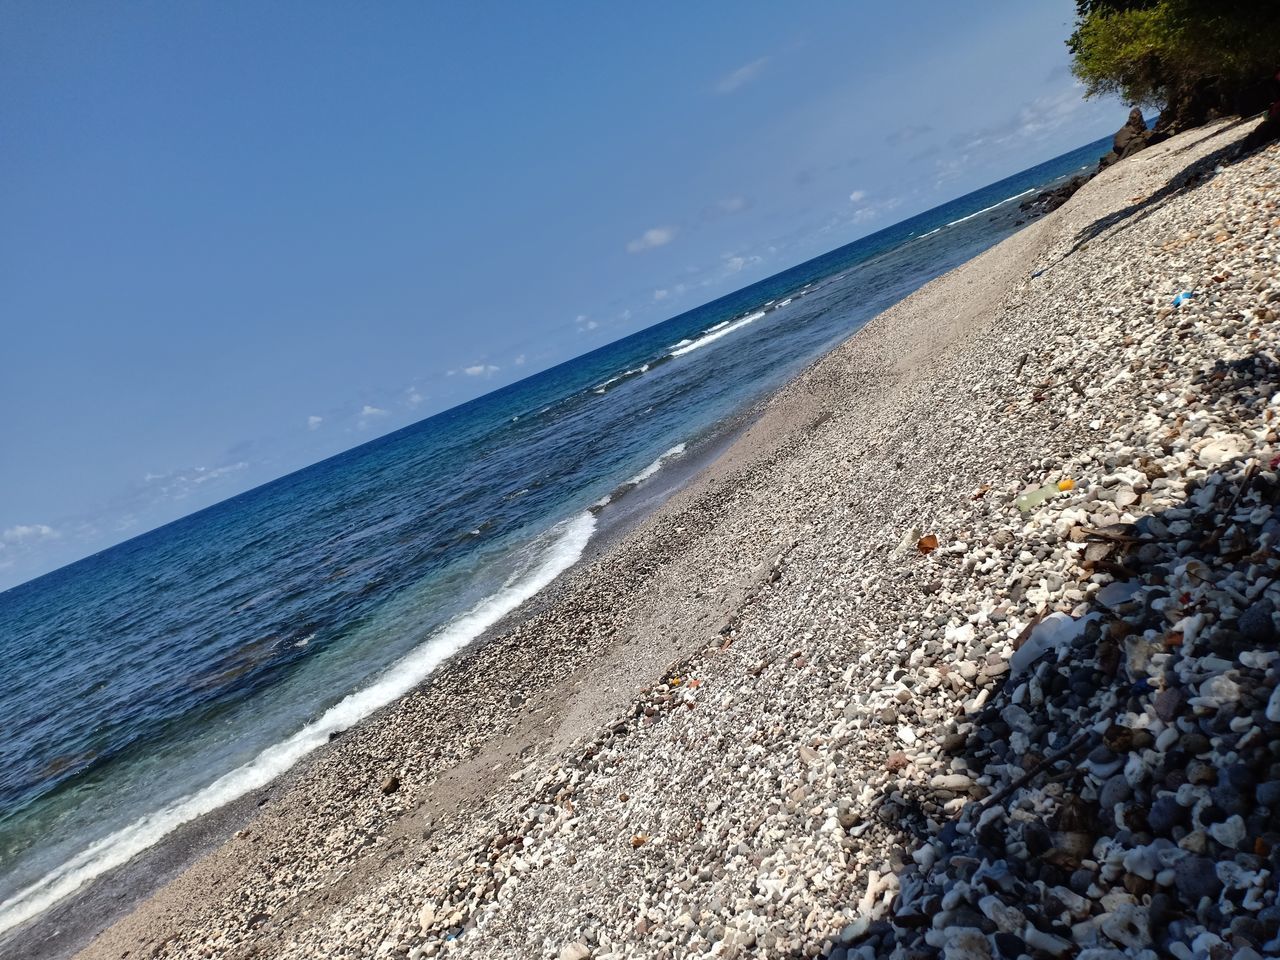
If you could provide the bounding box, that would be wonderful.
[57,118,1280,960]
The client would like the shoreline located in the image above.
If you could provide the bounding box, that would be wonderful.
[0,393,765,960]
[8,116,1271,959]
[0,315,818,960]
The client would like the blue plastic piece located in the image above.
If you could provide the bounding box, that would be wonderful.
[1172,291,1195,307]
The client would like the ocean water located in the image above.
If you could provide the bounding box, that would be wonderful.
[0,133,1110,937]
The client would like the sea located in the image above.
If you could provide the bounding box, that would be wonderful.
[0,133,1111,942]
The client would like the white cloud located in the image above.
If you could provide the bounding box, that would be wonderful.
[513,354,526,366]
[653,288,669,302]
[944,84,1099,175]
[192,463,248,485]
[463,364,499,376]
[626,226,677,254]
[406,388,425,407]
[142,462,249,500]
[360,405,387,417]
[307,415,324,430]
[722,252,762,275]
[850,196,903,225]
[575,315,600,334]
[3,523,59,543]
[715,56,770,95]
[848,189,867,203]
[718,196,747,214]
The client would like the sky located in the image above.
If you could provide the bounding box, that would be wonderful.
[0,1,1124,590]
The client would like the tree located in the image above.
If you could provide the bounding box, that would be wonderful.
[1068,0,1280,129]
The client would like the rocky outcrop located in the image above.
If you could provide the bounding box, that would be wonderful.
[1100,107,1168,169]
[1017,175,1090,222]
[1017,108,1171,225]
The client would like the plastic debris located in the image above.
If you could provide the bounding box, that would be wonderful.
[1057,477,1076,492]
[1172,290,1195,307]
[1015,482,1060,514]
[916,534,939,554]
[1009,612,1102,675]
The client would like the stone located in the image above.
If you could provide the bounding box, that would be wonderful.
[1238,600,1277,644]
[418,904,436,932]
[1207,815,1245,849]
[1174,856,1223,902]
[940,928,991,960]
[1099,903,1150,949]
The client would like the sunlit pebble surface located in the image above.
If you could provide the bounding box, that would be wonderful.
[119,125,1280,960]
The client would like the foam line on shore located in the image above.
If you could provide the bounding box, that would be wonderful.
[0,512,597,937]
[626,444,686,486]
[945,187,1036,227]
[670,311,767,358]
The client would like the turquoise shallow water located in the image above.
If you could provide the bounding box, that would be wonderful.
[0,133,1110,935]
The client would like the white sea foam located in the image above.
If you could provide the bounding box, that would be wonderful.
[626,443,686,486]
[0,512,597,937]
[669,311,766,358]
[776,298,792,308]
[945,188,1036,228]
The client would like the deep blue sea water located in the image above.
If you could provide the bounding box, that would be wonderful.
[0,134,1110,936]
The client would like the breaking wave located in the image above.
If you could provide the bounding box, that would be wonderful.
[0,513,597,936]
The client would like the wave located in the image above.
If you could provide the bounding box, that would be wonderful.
[626,443,686,485]
[591,364,651,396]
[945,187,1036,227]
[591,443,688,512]
[0,512,596,937]
[670,310,766,358]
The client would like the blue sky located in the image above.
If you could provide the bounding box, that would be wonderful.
[0,1,1122,589]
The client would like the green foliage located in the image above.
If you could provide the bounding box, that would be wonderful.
[1068,0,1280,116]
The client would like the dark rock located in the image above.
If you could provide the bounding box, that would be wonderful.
[1174,855,1223,902]
[380,775,401,795]
[1225,764,1257,793]
[1024,821,1052,857]
[1182,733,1212,758]
[1209,785,1249,818]
[1149,795,1186,836]
[1230,915,1264,946]
[1241,116,1280,154]
[1099,108,1159,169]
[993,932,1026,959]
[1258,903,1280,936]
[1257,780,1280,808]
[1018,175,1090,220]
[1069,868,1094,895]
[1148,893,1179,935]
[1154,687,1183,722]
[1239,600,1277,644]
